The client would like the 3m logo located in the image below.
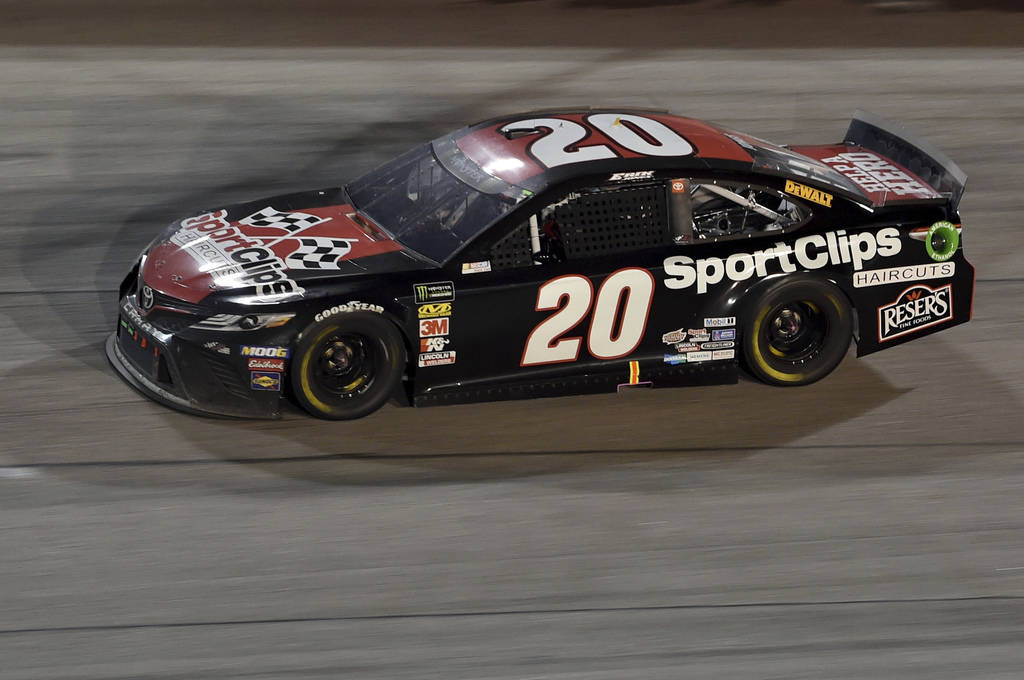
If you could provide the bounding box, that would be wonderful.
[419,318,450,338]
[418,303,452,319]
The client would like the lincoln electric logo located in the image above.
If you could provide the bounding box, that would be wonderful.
[878,283,953,342]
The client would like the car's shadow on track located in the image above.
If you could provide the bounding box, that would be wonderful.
[160,353,912,489]
[3,339,917,490]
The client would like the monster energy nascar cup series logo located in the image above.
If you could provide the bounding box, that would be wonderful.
[413,281,455,304]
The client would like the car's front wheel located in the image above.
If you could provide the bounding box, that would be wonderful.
[742,279,853,386]
[291,312,405,420]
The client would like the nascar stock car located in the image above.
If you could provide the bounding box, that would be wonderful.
[107,108,974,419]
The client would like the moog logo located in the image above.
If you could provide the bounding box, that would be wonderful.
[240,345,290,358]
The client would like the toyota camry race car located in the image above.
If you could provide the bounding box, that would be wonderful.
[107,109,974,419]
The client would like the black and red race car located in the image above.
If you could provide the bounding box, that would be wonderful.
[106,109,974,419]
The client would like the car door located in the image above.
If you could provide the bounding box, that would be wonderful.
[412,174,680,397]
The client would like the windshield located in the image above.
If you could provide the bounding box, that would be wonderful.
[346,143,522,263]
[722,130,868,200]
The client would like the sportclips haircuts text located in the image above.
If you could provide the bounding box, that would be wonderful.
[663,228,901,294]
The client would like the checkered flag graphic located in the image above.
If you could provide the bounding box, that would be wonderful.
[284,237,358,269]
[240,206,327,234]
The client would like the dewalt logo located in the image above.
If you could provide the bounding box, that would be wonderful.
[785,180,833,208]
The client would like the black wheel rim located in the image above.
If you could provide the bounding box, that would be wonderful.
[762,301,828,366]
[312,333,376,398]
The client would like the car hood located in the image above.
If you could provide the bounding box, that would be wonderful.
[139,188,428,304]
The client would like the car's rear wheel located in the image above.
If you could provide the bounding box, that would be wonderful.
[291,312,405,420]
[742,279,853,386]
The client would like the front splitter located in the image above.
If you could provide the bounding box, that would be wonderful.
[105,333,269,419]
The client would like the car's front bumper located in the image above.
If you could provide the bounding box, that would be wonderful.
[106,297,285,419]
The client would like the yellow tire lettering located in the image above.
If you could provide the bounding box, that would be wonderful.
[751,305,803,383]
[343,375,367,391]
[299,326,338,414]
[826,294,843,320]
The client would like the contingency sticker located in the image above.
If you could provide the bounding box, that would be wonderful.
[419,318,450,338]
[877,283,953,342]
[250,371,282,391]
[414,281,455,304]
[461,261,492,274]
[418,351,456,367]
[418,303,452,319]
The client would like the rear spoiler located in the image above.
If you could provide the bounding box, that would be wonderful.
[844,110,968,211]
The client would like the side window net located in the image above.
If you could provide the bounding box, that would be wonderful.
[488,182,671,270]
[486,179,811,270]
[555,184,669,259]
[489,220,535,270]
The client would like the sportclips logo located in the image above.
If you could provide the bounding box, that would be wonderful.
[878,283,953,342]
[171,210,304,300]
[664,228,901,294]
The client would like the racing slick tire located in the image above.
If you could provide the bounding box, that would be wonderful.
[741,278,853,387]
[291,312,405,420]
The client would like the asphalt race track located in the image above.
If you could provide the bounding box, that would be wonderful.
[2,47,1024,678]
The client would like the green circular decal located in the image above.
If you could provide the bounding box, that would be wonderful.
[925,221,959,262]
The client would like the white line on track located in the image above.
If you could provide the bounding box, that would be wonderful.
[0,467,39,479]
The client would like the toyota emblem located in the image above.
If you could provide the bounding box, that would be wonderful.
[140,285,154,310]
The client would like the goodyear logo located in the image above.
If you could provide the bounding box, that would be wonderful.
[418,302,452,319]
[785,180,833,207]
[240,345,290,358]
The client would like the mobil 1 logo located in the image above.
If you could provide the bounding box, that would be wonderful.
[877,283,953,342]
